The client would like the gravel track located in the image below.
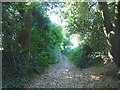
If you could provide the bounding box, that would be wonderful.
[24,56,119,88]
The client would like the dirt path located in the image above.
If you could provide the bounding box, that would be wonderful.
[24,56,119,88]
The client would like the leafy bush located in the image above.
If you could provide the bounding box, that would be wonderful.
[2,2,64,88]
[68,44,102,68]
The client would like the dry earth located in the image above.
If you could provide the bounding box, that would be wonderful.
[24,56,120,88]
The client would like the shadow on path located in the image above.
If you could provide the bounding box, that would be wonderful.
[24,55,119,88]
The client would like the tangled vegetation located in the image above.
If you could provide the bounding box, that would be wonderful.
[2,1,120,88]
[62,2,120,68]
[2,2,63,88]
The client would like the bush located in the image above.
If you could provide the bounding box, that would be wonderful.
[68,44,102,68]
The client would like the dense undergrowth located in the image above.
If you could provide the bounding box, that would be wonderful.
[2,2,63,88]
[61,2,114,68]
[64,44,103,68]
[2,2,120,88]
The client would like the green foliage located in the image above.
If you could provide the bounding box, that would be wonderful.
[60,2,113,67]
[2,2,118,88]
[2,2,63,88]
[67,44,102,68]
[29,10,63,72]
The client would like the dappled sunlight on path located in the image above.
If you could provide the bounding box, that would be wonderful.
[24,56,119,88]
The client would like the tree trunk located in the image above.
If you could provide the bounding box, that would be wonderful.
[19,7,32,63]
[98,2,119,67]
[98,2,113,34]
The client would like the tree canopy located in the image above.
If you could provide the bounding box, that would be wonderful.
[2,1,120,88]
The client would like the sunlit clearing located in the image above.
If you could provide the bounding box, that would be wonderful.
[47,8,62,25]
[70,34,80,49]
[49,14,61,24]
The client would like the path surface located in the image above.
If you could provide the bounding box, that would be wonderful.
[24,56,119,88]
